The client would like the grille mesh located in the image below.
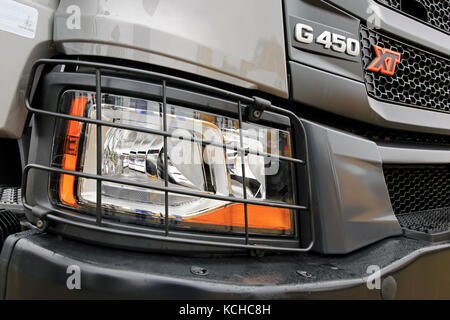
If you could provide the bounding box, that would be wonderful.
[397,208,449,234]
[0,208,21,247]
[377,0,450,34]
[378,0,402,9]
[360,26,450,114]
[0,187,22,206]
[343,123,450,147]
[383,165,450,234]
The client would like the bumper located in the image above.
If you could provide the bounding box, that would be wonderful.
[1,230,449,299]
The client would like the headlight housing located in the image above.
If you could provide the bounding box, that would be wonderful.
[50,90,296,236]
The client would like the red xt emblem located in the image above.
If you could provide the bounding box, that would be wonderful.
[367,45,401,76]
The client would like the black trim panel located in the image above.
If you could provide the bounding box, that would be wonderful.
[1,231,449,299]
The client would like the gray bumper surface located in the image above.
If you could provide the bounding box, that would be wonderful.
[1,230,449,299]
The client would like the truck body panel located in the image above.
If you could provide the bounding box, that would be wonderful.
[0,0,57,138]
[53,0,289,97]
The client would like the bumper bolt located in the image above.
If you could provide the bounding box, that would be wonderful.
[297,270,314,279]
[381,276,397,300]
[252,109,262,119]
[191,266,209,276]
[36,220,44,229]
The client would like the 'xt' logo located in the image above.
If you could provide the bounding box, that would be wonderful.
[367,45,401,76]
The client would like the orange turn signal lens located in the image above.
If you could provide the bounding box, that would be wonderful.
[59,96,88,207]
[186,204,292,231]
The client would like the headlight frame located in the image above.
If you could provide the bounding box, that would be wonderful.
[23,58,314,253]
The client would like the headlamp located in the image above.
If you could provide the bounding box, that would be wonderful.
[51,90,295,236]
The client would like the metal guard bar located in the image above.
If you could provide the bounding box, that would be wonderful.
[22,58,315,253]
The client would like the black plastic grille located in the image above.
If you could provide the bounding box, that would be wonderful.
[383,164,449,234]
[360,26,450,114]
[0,208,21,248]
[378,0,402,9]
[383,164,450,215]
[342,122,450,147]
[376,0,450,34]
[304,108,450,147]
[0,187,22,206]
[397,208,449,234]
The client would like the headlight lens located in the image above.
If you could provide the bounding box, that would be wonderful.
[51,90,296,236]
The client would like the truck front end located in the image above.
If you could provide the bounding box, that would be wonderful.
[0,0,448,299]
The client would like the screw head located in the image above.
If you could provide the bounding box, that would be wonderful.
[36,220,44,229]
[381,276,398,300]
[296,270,313,279]
[190,266,209,276]
[252,109,262,119]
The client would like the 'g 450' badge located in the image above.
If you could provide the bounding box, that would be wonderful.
[367,45,401,76]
